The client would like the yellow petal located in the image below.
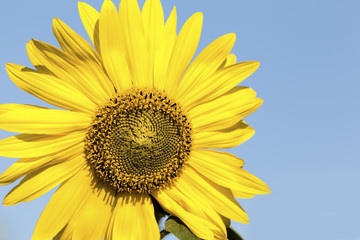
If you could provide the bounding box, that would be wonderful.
[0,131,84,158]
[153,6,177,90]
[0,107,90,134]
[190,87,262,132]
[232,190,256,199]
[191,149,245,168]
[165,177,227,238]
[193,121,255,149]
[78,2,100,47]
[180,61,260,109]
[26,39,55,75]
[176,33,236,101]
[142,0,164,86]
[108,192,159,240]
[52,228,66,240]
[99,0,132,91]
[3,155,85,206]
[0,103,44,114]
[225,53,237,67]
[190,150,271,195]
[31,167,93,240]
[5,63,96,113]
[152,189,214,240]
[218,53,237,70]
[52,18,115,97]
[0,142,83,185]
[182,167,249,223]
[60,183,115,240]
[29,39,109,105]
[53,18,101,64]
[164,12,203,95]
[119,0,150,87]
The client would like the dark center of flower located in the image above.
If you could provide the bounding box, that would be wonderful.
[85,88,192,193]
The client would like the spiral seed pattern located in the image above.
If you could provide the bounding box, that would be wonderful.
[85,88,192,193]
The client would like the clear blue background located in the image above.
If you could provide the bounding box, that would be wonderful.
[0,0,359,239]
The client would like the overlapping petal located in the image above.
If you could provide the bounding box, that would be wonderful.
[0,105,90,134]
[5,64,96,113]
[3,155,85,206]
[180,61,260,110]
[119,0,151,87]
[180,167,249,224]
[28,39,110,105]
[59,183,115,240]
[0,131,84,158]
[52,18,115,97]
[32,167,93,240]
[189,150,271,195]
[106,193,159,240]
[193,121,255,149]
[189,87,262,132]
[176,33,236,101]
[153,6,177,89]
[0,142,83,185]
[142,0,164,86]
[99,0,132,90]
[164,176,228,238]
[152,189,215,239]
[163,12,203,95]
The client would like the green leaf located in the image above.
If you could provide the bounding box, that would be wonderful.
[227,226,244,240]
[164,216,201,240]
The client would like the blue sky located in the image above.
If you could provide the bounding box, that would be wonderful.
[0,0,359,239]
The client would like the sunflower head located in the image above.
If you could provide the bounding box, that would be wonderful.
[85,88,192,193]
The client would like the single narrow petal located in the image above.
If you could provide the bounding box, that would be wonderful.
[5,64,96,113]
[181,167,250,224]
[119,0,150,87]
[176,33,236,101]
[99,0,132,90]
[31,167,93,240]
[0,131,84,158]
[193,121,255,149]
[232,190,256,199]
[153,6,177,90]
[0,142,83,185]
[0,107,90,134]
[152,189,214,240]
[60,183,115,240]
[164,12,203,95]
[78,2,100,47]
[108,193,159,240]
[0,103,44,114]
[180,61,260,109]
[29,39,109,105]
[190,149,245,168]
[189,150,271,194]
[189,87,262,132]
[142,0,164,86]
[3,155,85,206]
[52,18,115,97]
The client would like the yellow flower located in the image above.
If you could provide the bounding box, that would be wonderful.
[0,0,270,239]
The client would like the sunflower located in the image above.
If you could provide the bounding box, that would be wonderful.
[0,0,270,239]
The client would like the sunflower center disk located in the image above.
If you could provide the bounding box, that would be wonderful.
[85,89,192,193]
